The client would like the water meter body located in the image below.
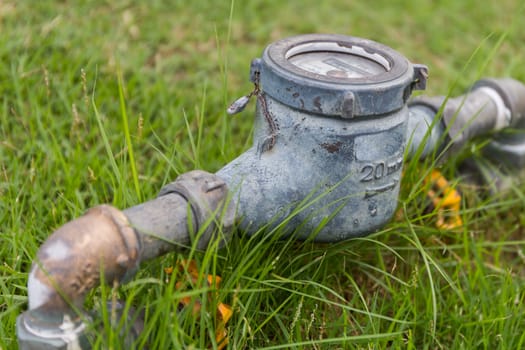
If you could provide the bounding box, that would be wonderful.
[218,34,427,242]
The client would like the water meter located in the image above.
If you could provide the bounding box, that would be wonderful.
[219,33,428,241]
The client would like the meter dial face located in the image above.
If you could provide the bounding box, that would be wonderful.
[288,51,386,79]
[284,42,392,81]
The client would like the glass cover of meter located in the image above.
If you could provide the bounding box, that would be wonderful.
[288,51,387,79]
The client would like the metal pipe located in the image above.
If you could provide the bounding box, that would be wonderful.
[18,171,234,349]
[406,104,445,160]
[407,78,525,159]
[18,205,139,349]
[124,170,235,259]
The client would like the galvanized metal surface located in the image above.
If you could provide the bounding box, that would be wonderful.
[405,104,445,160]
[218,97,409,241]
[218,34,426,242]
[409,78,525,165]
[476,78,525,167]
[155,170,235,251]
[408,77,525,191]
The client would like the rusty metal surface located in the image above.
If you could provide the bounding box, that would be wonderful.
[19,205,139,349]
[19,171,233,349]
[26,171,233,313]
[17,32,525,348]
[28,205,140,313]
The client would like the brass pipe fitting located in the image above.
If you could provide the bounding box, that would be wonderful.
[18,205,140,349]
[27,205,140,313]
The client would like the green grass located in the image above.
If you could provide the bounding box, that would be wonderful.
[2,0,525,349]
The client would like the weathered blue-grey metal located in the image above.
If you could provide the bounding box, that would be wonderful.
[218,34,428,241]
[409,78,525,156]
[407,77,525,191]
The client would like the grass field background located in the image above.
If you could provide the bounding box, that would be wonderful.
[1,1,525,349]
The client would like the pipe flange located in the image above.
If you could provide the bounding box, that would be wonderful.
[159,170,235,250]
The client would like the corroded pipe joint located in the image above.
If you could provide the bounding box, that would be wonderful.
[28,205,140,312]
[19,171,235,349]
[18,205,139,349]
[158,170,235,250]
[25,170,233,317]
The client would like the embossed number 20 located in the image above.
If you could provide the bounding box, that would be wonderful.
[360,163,386,182]
[360,158,403,182]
